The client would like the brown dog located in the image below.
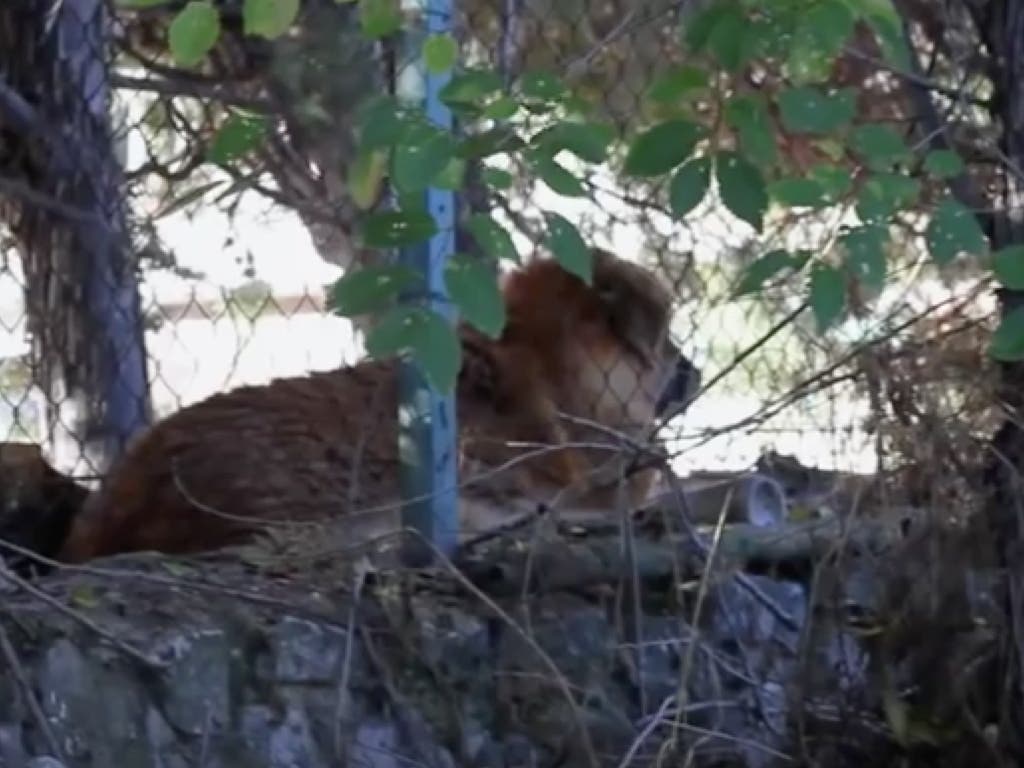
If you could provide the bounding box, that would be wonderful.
[57,249,700,562]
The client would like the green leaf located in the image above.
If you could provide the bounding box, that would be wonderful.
[482,96,518,120]
[530,153,586,197]
[855,172,920,221]
[243,0,299,39]
[992,245,1024,289]
[520,71,566,102]
[366,306,462,393]
[924,149,965,179]
[359,0,401,38]
[684,0,738,51]
[466,214,518,262]
[395,190,428,216]
[169,1,220,67]
[328,264,421,317]
[734,249,809,296]
[778,86,857,134]
[850,123,910,170]
[744,7,800,60]
[706,4,752,71]
[444,254,506,338]
[440,69,504,107]
[348,148,388,209]
[768,177,828,208]
[481,167,513,189]
[623,119,704,177]
[207,112,267,163]
[715,151,768,231]
[926,198,987,266]
[724,95,777,168]
[532,121,615,164]
[423,33,458,73]
[786,0,855,83]
[362,210,438,248]
[431,156,466,190]
[841,224,888,290]
[392,121,456,194]
[808,262,846,332]
[357,95,406,151]
[808,163,852,202]
[991,307,1024,361]
[862,1,911,70]
[544,212,592,284]
[669,157,711,218]
[457,126,524,159]
[646,65,708,104]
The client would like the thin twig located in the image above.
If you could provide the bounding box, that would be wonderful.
[405,529,601,768]
[0,566,162,668]
[0,619,65,762]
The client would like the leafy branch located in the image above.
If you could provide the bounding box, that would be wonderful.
[116,0,1024,394]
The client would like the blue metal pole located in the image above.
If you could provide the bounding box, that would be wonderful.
[60,0,151,468]
[396,0,459,565]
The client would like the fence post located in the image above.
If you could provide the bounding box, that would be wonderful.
[395,0,460,566]
[59,0,152,469]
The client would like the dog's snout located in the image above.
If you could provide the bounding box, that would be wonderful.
[655,352,701,418]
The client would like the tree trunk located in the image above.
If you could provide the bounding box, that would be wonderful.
[0,0,151,475]
[970,1,1024,758]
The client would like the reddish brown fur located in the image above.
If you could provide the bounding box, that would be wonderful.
[58,250,681,563]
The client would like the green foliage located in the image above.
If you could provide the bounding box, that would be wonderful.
[169,1,220,67]
[808,262,847,332]
[778,86,857,134]
[529,151,586,197]
[544,212,593,284]
[734,250,810,296]
[786,0,855,83]
[623,120,704,177]
[716,152,768,231]
[444,255,506,338]
[855,172,920,222]
[850,124,911,170]
[423,34,458,73]
[841,225,888,291]
[361,211,438,248]
[926,198,988,266]
[330,264,421,317]
[646,65,707,104]
[669,157,711,218]
[724,95,777,168]
[768,177,829,209]
[243,0,300,38]
[924,149,965,179]
[391,121,457,194]
[466,215,518,262]
[532,122,615,164]
[207,112,267,164]
[348,149,388,209]
[519,71,567,103]
[359,0,402,38]
[365,306,462,393]
[993,246,1024,289]
[146,0,1019,382]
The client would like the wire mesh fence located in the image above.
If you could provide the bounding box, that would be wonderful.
[0,0,1020,764]
[0,0,1003,496]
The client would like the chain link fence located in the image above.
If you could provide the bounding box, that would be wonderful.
[0,0,1001,499]
[0,0,1018,764]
